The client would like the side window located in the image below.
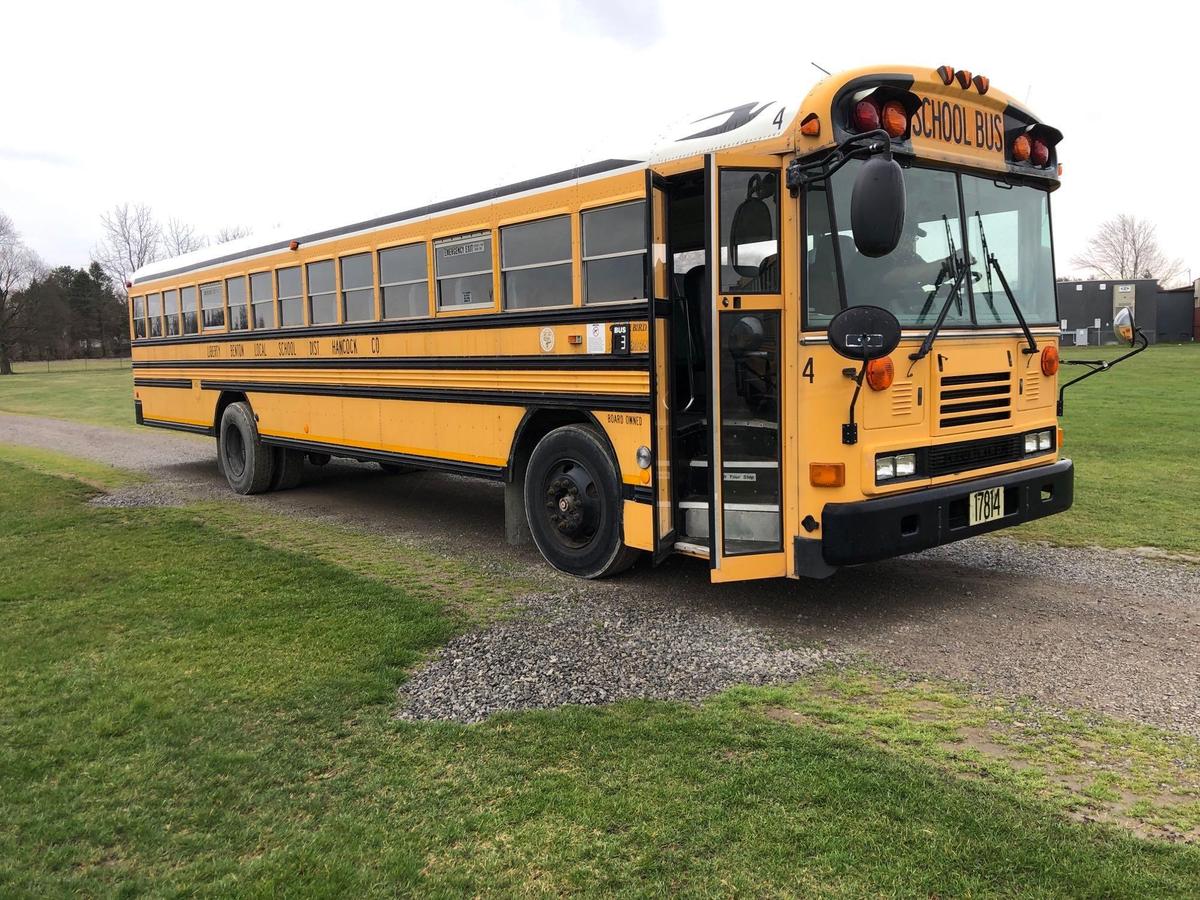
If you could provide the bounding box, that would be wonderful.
[307,260,336,325]
[277,266,303,327]
[226,276,249,331]
[719,170,779,293]
[501,216,572,310]
[340,253,375,323]
[250,272,274,329]
[379,244,428,319]
[582,201,645,304]
[434,232,493,310]
[200,281,225,331]
[181,286,199,334]
[131,296,146,339]
[163,289,180,336]
[146,292,163,337]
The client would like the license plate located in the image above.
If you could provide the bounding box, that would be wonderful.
[968,487,1004,526]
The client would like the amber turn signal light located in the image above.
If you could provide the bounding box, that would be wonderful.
[881,101,908,139]
[1012,134,1031,163]
[800,113,820,137]
[866,356,895,391]
[1040,344,1060,376]
[810,463,845,488]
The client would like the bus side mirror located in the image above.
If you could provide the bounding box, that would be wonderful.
[850,155,906,258]
[1113,307,1136,346]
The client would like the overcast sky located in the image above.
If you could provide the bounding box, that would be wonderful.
[3,0,1195,283]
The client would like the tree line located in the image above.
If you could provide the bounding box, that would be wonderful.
[0,206,250,375]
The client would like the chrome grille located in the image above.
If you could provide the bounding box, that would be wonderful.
[939,371,1012,428]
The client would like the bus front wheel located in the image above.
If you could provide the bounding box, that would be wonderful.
[218,402,275,495]
[524,425,639,579]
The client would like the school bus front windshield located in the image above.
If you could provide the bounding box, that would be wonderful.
[805,160,1057,329]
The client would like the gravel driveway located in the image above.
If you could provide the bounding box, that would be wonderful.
[4,412,1199,736]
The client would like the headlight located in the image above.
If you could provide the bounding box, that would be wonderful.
[1037,430,1052,451]
[876,456,896,481]
[894,453,917,477]
[1024,433,1039,454]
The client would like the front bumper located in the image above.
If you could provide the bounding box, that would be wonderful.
[808,459,1073,571]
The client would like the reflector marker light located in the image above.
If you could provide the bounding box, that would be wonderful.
[936,65,955,85]
[800,112,820,136]
[810,463,845,488]
[955,69,973,89]
[973,74,990,94]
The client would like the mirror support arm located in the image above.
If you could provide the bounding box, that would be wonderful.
[841,363,867,445]
[1057,329,1149,415]
[786,130,892,195]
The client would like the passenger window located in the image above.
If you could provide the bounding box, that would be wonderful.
[131,296,146,339]
[200,282,225,331]
[226,276,249,331]
[277,266,303,327]
[306,260,336,325]
[146,292,163,337]
[719,170,779,293]
[379,244,429,319]
[163,289,180,336]
[434,232,493,310]
[582,201,646,304]
[501,216,572,310]
[181,286,199,334]
[250,272,274,329]
[340,253,375,323]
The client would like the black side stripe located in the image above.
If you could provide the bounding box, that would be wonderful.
[133,354,649,371]
[142,418,214,436]
[130,303,649,345]
[199,380,652,413]
[133,377,192,388]
[259,435,505,481]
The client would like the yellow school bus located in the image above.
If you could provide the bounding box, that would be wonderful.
[128,63,1082,583]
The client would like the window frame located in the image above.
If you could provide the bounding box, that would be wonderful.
[131,296,146,339]
[580,199,647,306]
[500,214,574,312]
[225,275,250,332]
[378,241,431,320]
[181,285,200,335]
[717,167,781,296]
[433,230,496,312]
[163,288,181,336]
[275,265,304,329]
[248,270,274,330]
[146,291,163,338]
[305,257,338,326]
[199,281,226,332]
[338,251,377,324]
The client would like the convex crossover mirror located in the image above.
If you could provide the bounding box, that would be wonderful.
[1113,307,1136,345]
[827,305,902,361]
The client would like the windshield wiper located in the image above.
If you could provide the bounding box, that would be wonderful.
[908,261,970,363]
[974,212,999,322]
[971,210,1038,355]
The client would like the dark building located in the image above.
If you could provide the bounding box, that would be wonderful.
[1055,278,1198,345]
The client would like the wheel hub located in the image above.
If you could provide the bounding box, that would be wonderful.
[543,462,598,547]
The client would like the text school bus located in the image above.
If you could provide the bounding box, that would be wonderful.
[127,64,1144,582]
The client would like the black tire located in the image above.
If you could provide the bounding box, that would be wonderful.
[218,402,275,495]
[524,424,640,579]
[271,448,306,491]
[378,462,417,475]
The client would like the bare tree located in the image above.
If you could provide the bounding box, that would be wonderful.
[1071,214,1185,286]
[0,212,45,374]
[163,217,208,257]
[214,225,252,244]
[92,203,161,289]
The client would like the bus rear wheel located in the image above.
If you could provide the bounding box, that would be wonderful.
[524,424,638,579]
[218,402,275,495]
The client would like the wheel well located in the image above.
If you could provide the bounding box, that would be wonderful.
[212,391,249,434]
[508,408,617,486]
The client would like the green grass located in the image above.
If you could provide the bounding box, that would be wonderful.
[0,367,135,430]
[1017,344,1200,555]
[3,462,1200,895]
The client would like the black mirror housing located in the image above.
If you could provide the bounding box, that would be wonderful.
[850,155,906,258]
[827,305,902,361]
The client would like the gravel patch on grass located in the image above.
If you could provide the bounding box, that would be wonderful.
[397,589,833,723]
[89,484,191,508]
